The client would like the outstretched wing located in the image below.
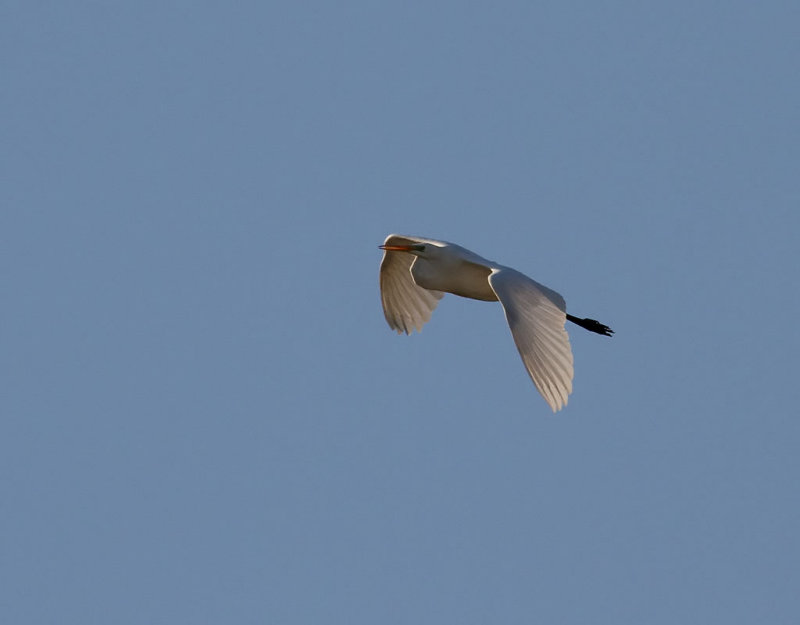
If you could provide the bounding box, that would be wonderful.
[488,267,574,412]
[379,235,444,334]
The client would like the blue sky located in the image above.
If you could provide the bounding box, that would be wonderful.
[3,2,799,623]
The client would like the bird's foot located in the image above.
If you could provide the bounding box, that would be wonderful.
[582,318,614,336]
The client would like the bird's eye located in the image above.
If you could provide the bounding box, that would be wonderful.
[413,244,426,252]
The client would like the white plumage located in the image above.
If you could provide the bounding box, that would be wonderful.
[379,234,612,412]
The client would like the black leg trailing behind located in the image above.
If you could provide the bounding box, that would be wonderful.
[566,314,614,336]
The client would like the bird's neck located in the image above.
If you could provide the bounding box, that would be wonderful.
[411,257,498,301]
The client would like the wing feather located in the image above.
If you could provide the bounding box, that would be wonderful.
[379,235,444,334]
[488,267,574,411]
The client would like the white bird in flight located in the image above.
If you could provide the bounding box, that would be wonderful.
[379,234,613,411]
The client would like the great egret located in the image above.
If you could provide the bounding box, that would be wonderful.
[379,234,612,411]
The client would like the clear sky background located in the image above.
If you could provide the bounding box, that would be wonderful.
[3,2,799,623]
